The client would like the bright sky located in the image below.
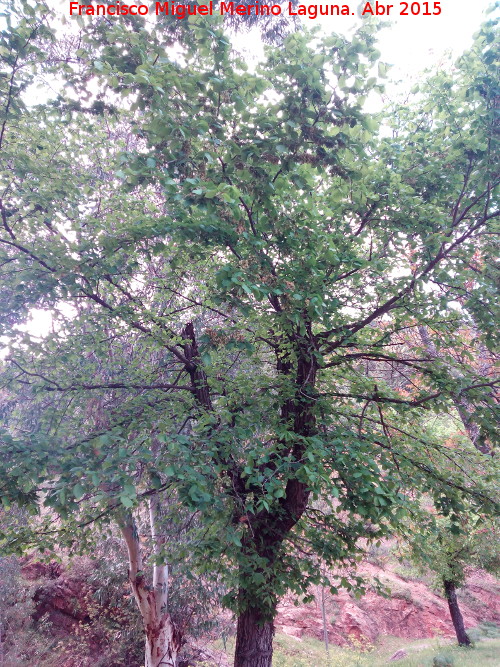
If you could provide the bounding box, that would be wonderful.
[356,0,496,77]
[237,0,496,80]
[48,0,497,66]
[39,1,497,86]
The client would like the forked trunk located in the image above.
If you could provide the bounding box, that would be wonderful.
[234,605,275,667]
[118,510,183,667]
[443,579,471,646]
[145,614,181,667]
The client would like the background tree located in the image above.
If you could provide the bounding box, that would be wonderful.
[402,510,499,647]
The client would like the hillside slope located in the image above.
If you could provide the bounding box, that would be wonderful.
[275,562,499,646]
[5,554,498,666]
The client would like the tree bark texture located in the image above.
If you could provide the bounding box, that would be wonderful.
[443,579,471,647]
[234,604,275,667]
[144,617,182,667]
[234,346,318,666]
[182,323,319,667]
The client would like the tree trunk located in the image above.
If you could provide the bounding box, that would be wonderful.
[443,579,471,646]
[233,347,317,666]
[181,324,317,667]
[144,615,181,667]
[234,605,275,667]
[118,512,182,667]
[320,584,329,655]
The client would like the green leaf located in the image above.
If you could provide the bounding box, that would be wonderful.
[120,494,134,508]
[73,484,85,501]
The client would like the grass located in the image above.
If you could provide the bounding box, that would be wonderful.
[213,631,500,666]
[268,633,500,667]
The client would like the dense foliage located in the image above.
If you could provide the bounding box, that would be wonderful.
[0,1,498,665]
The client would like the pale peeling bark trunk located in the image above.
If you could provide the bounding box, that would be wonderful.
[144,618,181,667]
[118,510,182,667]
[149,494,169,618]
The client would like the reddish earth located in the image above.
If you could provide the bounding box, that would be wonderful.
[275,562,500,645]
[21,558,93,634]
[20,558,499,652]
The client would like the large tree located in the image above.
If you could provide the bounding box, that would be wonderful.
[1,4,499,666]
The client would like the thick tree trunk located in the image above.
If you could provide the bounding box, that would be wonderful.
[181,324,318,667]
[234,605,275,667]
[234,348,318,667]
[443,579,471,646]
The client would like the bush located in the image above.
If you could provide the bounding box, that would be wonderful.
[433,655,455,667]
[366,541,392,567]
[465,621,500,643]
[465,627,482,643]
[478,621,500,638]
[393,560,428,583]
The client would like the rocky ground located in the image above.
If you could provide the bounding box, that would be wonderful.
[275,563,500,646]
[12,553,500,665]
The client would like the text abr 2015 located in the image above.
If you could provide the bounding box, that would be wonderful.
[68,2,443,19]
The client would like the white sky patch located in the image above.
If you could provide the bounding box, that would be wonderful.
[228,0,495,77]
[18,309,54,338]
[0,311,53,359]
[45,0,496,74]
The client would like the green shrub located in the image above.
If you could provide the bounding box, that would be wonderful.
[433,654,455,667]
[465,621,500,643]
[478,621,500,638]
[465,627,482,643]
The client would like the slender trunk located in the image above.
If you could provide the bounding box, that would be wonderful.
[235,603,275,667]
[443,579,471,647]
[149,490,169,617]
[118,512,182,667]
[320,585,329,655]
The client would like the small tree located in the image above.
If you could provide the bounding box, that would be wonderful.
[402,512,499,646]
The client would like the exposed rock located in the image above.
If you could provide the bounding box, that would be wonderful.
[281,625,303,640]
[275,563,500,646]
[335,602,378,643]
[20,557,63,581]
[32,573,92,634]
[19,558,94,636]
[389,649,408,660]
[17,554,500,658]
[277,599,324,640]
